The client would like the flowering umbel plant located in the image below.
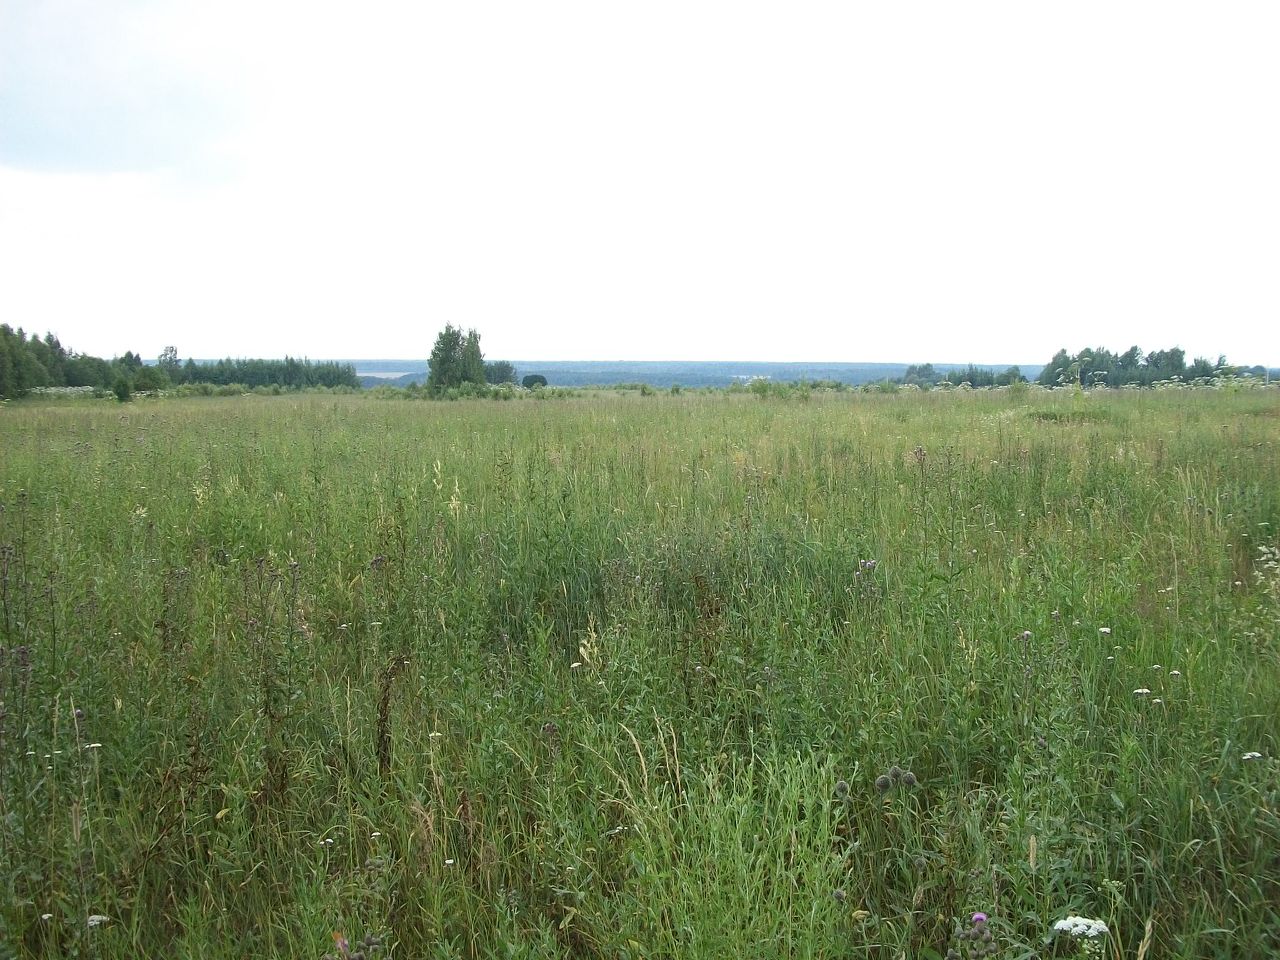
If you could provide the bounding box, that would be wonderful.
[1052,915,1109,956]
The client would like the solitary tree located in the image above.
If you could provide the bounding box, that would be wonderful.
[428,325,489,392]
[428,325,464,390]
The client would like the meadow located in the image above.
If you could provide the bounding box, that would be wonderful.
[0,387,1277,959]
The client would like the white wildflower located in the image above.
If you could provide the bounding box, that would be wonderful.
[86,914,111,928]
[1053,915,1108,939]
[1242,751,1263,761]
[1099,627,1111,635]
[1133,688,1151,696]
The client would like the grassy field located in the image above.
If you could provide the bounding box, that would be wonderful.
[1,388,1278,959]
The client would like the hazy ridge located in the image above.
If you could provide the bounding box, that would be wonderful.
[345,359,1045,389]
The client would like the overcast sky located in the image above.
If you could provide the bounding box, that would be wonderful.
[1,1,1276,364]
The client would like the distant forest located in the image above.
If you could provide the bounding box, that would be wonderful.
[0,326,358,399]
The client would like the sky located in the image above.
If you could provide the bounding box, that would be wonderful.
[1,1,1277,365]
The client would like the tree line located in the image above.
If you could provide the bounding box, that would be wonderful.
[897,363,1026,388]
[0,325,358,399]
[1035,346,1265,388]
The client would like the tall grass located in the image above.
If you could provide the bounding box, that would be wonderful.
[1,388,1277,958]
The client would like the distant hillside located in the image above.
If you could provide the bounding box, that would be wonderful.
[351,360,1044,390]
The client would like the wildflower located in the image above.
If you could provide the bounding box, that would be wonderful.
[1242,751,1263,761]
[874,774,892,794]
[1151,698,1163,705]
[947,911,996,957]
[1133,688,1151,696]
[1098,627,1111,635]
[1053,915,1108,938]
[834,779,850,799]
[1169,670,1181,677]
[901,770,919,788]
[86,914,111,928]
[889,765,903,784]
[833,888,847,903]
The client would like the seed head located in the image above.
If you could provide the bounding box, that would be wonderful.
[874,774,892,794]
[901,770,918,788]
[834,779,850,798]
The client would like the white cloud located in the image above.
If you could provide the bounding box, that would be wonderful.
[1,2,1277,362]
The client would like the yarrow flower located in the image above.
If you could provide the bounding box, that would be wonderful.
[1242,751,1263,761]
[1053,915,1108,939]
[1133,688,1151,696]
